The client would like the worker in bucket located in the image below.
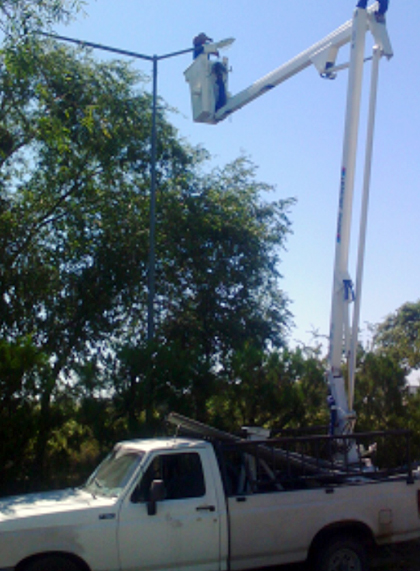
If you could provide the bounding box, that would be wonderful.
[193,33,219,59]
[212,60,228,111]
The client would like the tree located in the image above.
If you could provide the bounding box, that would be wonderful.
[292,344,329,429]
[0,0,302,493]
[110,157,295,428]
[213,345,303,431]
[154,157,295,425]
[0,0,82,37]
[1,11,297,488]
[0,337,48,493]
[353,350,408,432]
[373,300,420,370]
[0,20,196,482]
[204,343,329,434]
[1,35,194,352]
[156,157,294,358]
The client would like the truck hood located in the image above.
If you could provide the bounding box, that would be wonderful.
[0,488,116,526]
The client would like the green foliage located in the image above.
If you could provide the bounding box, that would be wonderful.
[207,344,329,433]
[108,155,296,430]
[0,0,83,39]
[0,337,47,494]
[354,351,408,432]
[351,349,415,468]
[156,156,294,356]
[0,336,44,399]
[293,345,329,428]
[0,7,199,490]
[373,300,420,370]
[0,36,190,364]
[405,389,420,464]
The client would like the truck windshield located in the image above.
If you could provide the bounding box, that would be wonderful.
[83,448,144,498]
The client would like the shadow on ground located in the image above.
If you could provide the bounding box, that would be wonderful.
[250,539,420,571]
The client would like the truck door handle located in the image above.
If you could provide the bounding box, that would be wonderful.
[196,505,215,512]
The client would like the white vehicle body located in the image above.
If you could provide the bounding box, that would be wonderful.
[1,435,420,571]
[0,490,121,571]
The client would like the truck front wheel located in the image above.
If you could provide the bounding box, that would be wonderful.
[315,536,368,571]
[23,555,83,571]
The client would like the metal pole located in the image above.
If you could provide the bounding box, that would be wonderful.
[37,32,153,61]
[348,46,381,409]
[147,56,158,341]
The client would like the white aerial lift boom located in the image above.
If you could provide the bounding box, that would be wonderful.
[185,1,392,455]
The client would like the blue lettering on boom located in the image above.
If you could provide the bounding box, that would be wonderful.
[337,168,346,243]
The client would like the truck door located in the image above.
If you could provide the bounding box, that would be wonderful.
[118,449,221,571]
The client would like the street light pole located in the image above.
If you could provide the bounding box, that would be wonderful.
[38,32,193,342]
[148,55,158,341]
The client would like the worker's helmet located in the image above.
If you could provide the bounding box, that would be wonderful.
[193,33,213,46]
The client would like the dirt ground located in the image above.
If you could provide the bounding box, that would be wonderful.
[370,539,420,570]
[254,539,420,571]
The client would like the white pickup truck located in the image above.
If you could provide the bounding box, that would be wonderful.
[1,417,420,571]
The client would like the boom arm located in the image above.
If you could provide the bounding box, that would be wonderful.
[185,2,391,125]
[184,2,392,450]
[216,4,391,123]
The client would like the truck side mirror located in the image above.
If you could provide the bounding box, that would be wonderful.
[147,479,165,516]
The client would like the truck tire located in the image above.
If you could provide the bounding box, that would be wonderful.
[24,555,82,571]
[314,536,368,571]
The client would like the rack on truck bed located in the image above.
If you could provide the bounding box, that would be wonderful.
[167,412,415,496]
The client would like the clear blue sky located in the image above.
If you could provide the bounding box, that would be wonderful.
[55,1,420,348]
